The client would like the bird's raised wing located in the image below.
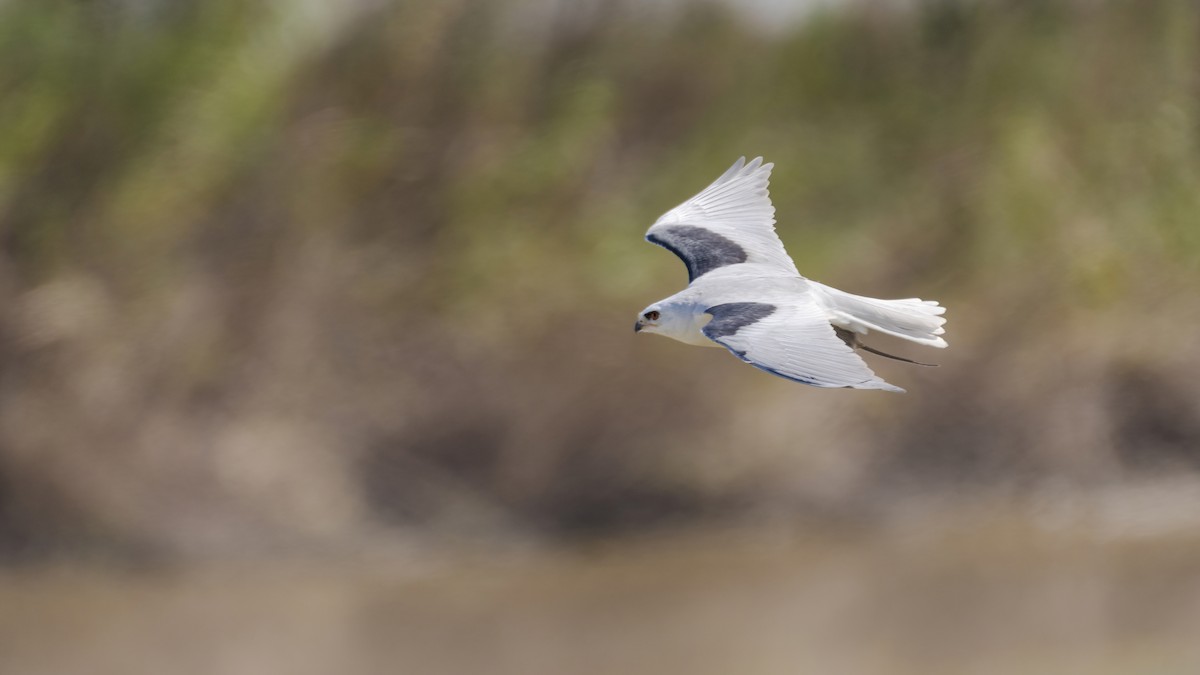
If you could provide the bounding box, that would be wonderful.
[702,300,903,392]
[646,157,799,283]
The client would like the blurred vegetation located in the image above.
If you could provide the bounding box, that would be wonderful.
[2,0,1200,559]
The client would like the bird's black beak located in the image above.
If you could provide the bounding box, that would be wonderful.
[634,320,643,333]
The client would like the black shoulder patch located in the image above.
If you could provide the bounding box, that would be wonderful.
[703,302,776,339]
[647,225,747,282]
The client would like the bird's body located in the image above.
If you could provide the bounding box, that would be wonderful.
[644,269,804,347]
[636,157,947,393]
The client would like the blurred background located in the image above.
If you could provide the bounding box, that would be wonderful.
[3,0,1200,672]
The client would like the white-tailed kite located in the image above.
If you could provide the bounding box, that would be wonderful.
[635,157,947,393]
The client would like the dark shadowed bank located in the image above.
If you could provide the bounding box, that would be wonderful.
[2,0,1200,562]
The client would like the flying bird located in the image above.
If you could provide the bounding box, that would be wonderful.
[635,157,947,393]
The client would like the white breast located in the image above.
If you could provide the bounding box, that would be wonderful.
[654,297,721,348]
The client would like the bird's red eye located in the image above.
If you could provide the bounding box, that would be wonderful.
[645,311,660,321]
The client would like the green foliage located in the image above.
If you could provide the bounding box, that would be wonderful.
[3,0,1200,552]
[6,0,1198,301]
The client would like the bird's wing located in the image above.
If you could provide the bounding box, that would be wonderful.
[702,299,904,392]
[646,157,799,283]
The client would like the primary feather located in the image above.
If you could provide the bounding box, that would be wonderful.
[646,157,799,279]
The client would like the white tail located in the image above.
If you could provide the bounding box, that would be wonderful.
[811,281,948,348]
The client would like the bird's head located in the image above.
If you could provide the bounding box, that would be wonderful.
[634,306,663,335]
